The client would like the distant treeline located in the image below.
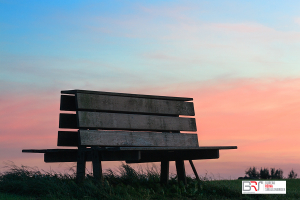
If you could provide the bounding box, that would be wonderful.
[242,167,298,179]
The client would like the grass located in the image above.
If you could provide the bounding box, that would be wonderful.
[0,163,299,200]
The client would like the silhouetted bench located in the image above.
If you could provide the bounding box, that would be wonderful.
[23,90,237,184]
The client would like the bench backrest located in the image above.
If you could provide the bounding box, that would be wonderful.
[58,90,198,148]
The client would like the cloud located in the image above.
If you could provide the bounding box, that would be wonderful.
[3,2,300,90]
[295,17,300,26]
[75,4,300,80]
[1,77,300,178]
[211,22,273,33]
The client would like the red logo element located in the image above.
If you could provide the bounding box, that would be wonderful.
[265,184,273,188]
[250,181,257,191]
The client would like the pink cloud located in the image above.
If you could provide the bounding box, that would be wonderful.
[211,22,273,33]
[295,17,300,26]
[190,78,300,176]
[0,92,60,149]
[2,79,300,179]
[136,78,300,177]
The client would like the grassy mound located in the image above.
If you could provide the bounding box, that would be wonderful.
[0,163,299,200]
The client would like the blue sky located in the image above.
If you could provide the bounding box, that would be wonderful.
[2,0,300,94]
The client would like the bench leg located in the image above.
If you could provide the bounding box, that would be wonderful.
[175,160,187,185]
[160,161,169,185]
[189,160,200,181]
[76,147,86,183]
[92,147,103,181]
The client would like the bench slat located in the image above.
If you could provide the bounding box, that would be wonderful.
[61,90,193,101]
[59,114,77,129]
[72,93,195,116]
[60,95,76,111]
[42,149,218,163]
[79,130,199,147]
[57,131,199,147]
[44,151,141,163]
[78,111,196,131]
[118,146,238,150]
[59,112,197,132]
[57,131,78,146]
[126,149,219,163]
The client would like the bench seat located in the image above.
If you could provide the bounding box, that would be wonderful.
[23,146,236,163]
[22,146,237,153]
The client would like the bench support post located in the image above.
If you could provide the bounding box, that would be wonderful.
[189,160,200,181]
[76,146,86,183]
[92,147,103,181]
[160,161,169,185]
[175,160,187,185]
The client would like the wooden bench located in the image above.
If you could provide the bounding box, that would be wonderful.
[23,89,237,184]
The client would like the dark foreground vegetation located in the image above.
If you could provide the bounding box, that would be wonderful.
[0,163,300,200]
[244,166,297,179]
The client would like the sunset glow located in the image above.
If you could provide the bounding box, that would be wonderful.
[1,0,300,179]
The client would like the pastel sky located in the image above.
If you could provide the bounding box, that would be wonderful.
[1,0,300,179]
